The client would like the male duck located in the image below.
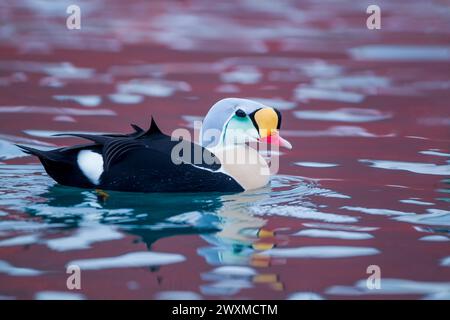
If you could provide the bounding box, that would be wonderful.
[17,98,292,193]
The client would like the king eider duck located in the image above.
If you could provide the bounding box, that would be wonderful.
[17,98,292,193]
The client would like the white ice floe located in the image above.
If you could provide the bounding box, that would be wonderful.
[210,266,257,277]
[0,221,61,232]
[399,199,434,206]
[220,66,262,84]
[246,97,297,110]
[326,278,450,299]
[341,206,415,216]
[252,205,357,223]
[283,126,394,138]
[419,150,450,157]
[293,229,373,240]
[349,45,450,61]
[108,93,144,104]
[0,61,94,79]
[395,209,450,226]
[117,79,190,97]
[312,75,389,90]
[35,291,86,300]
[295,162,338,168]
[294,108,391,123]
[46,224,122,251]
[0,234,39,247]
[288,292,324,300]
[67,251,186,270]
[262,246,379,258]
[419,235,449,242]
[24,130,108,138]
[0,260,43,276]
[294,86,364,103]
[0,106,115,116]
[442,257,450,266]
[53,115,76,122]
[53,95,102,107]
[302,222,378,232]
[360,159,450,176]
[200,279,253,296]
[216,84,240,93]
[155,291,202,300]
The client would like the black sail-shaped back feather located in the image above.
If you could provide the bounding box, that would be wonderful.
[137,117,163,138]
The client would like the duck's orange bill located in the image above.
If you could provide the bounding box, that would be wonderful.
[260,133,292,149]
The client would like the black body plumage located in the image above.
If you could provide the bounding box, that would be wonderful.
[16,119,244,193]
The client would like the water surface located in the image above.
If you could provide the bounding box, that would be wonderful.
[0,0,449,299]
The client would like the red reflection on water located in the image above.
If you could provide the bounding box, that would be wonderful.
[0,0,449,299]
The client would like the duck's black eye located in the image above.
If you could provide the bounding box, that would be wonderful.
[235,109,246,117]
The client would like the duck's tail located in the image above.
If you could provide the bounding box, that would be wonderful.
[15,144,48,158]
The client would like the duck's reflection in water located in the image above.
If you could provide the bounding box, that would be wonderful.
[29,183,284,296]
[198,191,285,296]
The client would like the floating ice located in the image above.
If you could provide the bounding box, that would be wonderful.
[221,67,262,84]
[283,126,394,138]
[0,61,94,79]
[312,75,389,90]
[53,95,102,107]
[341,206,415,216]
[420,150,450,157]
[117,79,191,97]
[0,221,59,232]
[302,223,378,232]
[53,115,76,122]
[246,97,297,110]
[155,291,202,300]
[216,84,240,93]
[299,61,343,78]
[200,279,253,296]
[262,246,379,258]
[294,108,391,123]
[67,251,186,270]
[294,229,373,240]
[419,235,449,242]
[108,93,143,104]
[326,278,450,298]
[295,162,338,168]
[24,130,108,138]
[252,205,357,223]
[0,235,39,247]
[0,106,115,116]
[350,45,450,61]
[0,260,43,276]
[210,266,257,277]
[360,159,450,176]
[442,257,450,266]
[46,225,123,251]
[288,292,323,300]
[395,209,450,226]
[35,291,85,300]
[294,86,364,103]
[400,199,434,206]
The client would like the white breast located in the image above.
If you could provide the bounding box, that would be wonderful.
[77,150,104,185]
[211,145,270,191]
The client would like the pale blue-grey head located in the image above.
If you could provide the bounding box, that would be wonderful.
[200,98,292,149]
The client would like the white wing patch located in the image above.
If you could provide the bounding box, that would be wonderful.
[77,150,104,185]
